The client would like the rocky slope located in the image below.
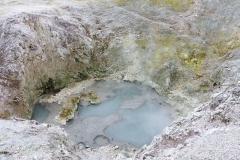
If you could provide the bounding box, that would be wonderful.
[1,51,240,159]
[0,118,136,160]
[138,51,240,159]
[0,1,125,118]
[137,49,240,159]
[1,0,240,159]
[0,0,225,118]
[2,49,240,160]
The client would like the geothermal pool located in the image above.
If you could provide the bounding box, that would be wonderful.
[32,81,174,148]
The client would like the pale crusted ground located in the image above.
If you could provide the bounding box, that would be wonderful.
[0,118,135,160]
[1,51,240,159]
[1,0,240,159]
[40,79,95,105]
[138,51,240,159]
[138,85,240,159]
[0,118,80,160]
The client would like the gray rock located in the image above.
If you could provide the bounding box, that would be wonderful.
[2,0,240,159]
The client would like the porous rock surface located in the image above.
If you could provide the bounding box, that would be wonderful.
[137,51,240,159]
[1,0,236,119]
[139,85,240,159]
[54,96,79,125]
[1,0,240,159]
[1,55,240,159]
[0,118,135,160]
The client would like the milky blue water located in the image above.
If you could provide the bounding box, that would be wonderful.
[105,100,173,147]
[113,86,140,96]
[75,81,173,147]
[78,96,123,118]
[77,86,140,118]
[31,104,50,123]
[31,81,174,148]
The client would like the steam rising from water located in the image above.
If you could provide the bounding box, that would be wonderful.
[32,81,174,148]
[105,100,173,147]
